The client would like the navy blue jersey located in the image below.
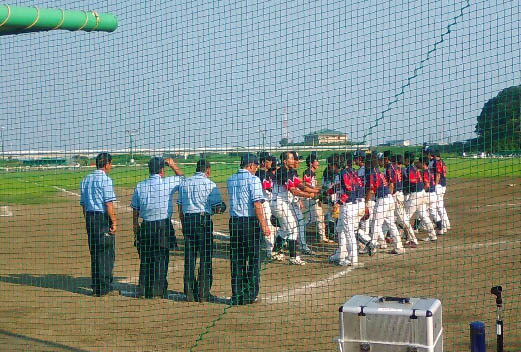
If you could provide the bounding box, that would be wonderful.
[403,165,424,193]
[385,163,403,193]
[366,168,390,198]
[357,166,366,198]
[433,159,447,187]
[338,167,361,204]
[423,167,436,193]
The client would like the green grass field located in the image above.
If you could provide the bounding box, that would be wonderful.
[1,157,520,205]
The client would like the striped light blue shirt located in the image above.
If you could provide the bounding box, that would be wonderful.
[130,174,183,221]
[226,169,265,217]
[177,172,223,214]
[80,169,116,213]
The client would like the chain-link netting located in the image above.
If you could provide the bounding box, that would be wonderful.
[1,0,520,351]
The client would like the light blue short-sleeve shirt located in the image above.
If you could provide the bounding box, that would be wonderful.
[130,174,183,221]
[177,172,223,214]
[80,169,116,212]
[226,169,265,217]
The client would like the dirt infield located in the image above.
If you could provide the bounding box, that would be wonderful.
[1,178,520,351]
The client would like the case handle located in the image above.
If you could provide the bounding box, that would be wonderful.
[378,296,410,304]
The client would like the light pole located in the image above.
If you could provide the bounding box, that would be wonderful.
[126,129,138,164]
[256,129,266,151]
[0,126,5,160]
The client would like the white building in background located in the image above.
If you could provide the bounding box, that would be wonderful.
[384,139,410,147]
[304,129,347,145]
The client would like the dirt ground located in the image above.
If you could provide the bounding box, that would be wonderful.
[0,177,520,351]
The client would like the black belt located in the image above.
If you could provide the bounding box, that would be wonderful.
[142,219,170,224]
[183,212,210,217]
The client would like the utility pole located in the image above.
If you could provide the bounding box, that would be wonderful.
[0,126,5,160]
[256,129,266,151]
[126,129,138,164]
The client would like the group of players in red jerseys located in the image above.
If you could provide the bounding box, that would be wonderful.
[255,147,450,267]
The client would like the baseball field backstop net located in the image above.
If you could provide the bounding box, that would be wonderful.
[1,0,520,351]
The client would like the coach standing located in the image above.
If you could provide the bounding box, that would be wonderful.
[227,154,270,305]
[131,157,184,298]
[80,152,117,297]
[178,160,226,302]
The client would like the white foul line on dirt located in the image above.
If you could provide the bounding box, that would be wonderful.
[45,185,521,305]
[261,237,521,304]
[262,266,354,304]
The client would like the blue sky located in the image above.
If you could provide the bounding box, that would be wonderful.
[1,0,520,152]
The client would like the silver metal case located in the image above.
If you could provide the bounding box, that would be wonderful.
[337,295,443,352]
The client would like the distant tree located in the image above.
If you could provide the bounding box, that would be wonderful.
[475,85,521,152]
[279,138,289,146]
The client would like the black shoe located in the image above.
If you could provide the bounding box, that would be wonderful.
[186,292,198,302]
[230,297,244,306]
[366,242,375,257]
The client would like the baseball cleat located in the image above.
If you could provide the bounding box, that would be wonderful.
[391,248,405,255]
[272,252,285,261]
[289,256,306,265]
[349,262,365,268]
[300,246,313,255]
[328,254,340,263]
[405,241,418,248]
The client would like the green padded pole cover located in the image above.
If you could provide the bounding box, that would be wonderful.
[0,5,117,35]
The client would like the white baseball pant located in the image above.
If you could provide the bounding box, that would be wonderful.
[271,198,298,241]
[394,191,417,244]
[436,184,450,230]
[426,190,441,225]
[303,199,326,239]
[371,195,403,250]
[261,200,278,253]
[405,190,437,239]
[335,201,366,264]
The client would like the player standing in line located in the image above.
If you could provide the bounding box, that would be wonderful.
[255,153,279,260]
[271,152,316,265]
[385,152,418,248]
[329,153,368,266]
[356,152,376,247]
[290,151,318,255]
[303,153,332,243]
[321,155,338,236]
[423,157,442,236]
[366,154,404,254]
[433,150,450,233]
[402,152,437,242]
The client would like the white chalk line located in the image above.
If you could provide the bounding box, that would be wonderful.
[261,237,521,304]
[485,203,521,207]
[32,184,521,304]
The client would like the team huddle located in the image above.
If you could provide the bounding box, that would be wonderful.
[79,148,450,304]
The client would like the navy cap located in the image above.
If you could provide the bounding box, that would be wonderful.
[258,151,271,162]
[240,153,259,167]
[149,157,165,174]
[383,150,392,158]
[268,156,277,164]
[306,153,318,165]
